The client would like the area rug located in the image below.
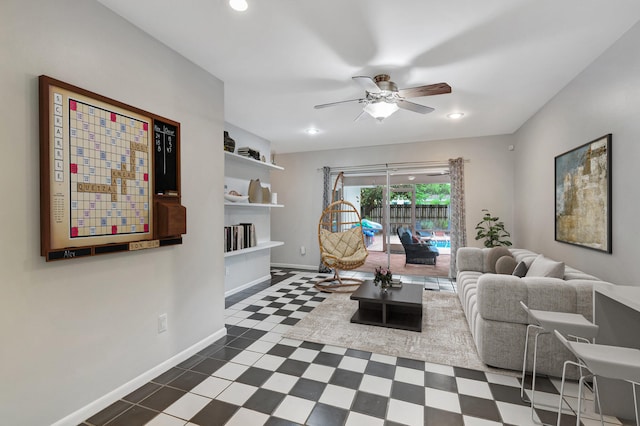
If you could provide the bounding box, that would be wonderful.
[284,290,516,375]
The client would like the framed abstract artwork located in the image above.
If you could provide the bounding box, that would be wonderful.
[555,134,611,253]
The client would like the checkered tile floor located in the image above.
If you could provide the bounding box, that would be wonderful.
[83,269,624,426]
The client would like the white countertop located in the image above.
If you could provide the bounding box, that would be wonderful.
[594,282,640,312]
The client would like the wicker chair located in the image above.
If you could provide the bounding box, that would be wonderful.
[315,200,369,293]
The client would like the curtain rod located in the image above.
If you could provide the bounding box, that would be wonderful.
[319,159,469,173]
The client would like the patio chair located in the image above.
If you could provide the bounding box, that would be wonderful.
[397,227,439,266]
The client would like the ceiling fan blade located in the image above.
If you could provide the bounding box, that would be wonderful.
[353,110,367,122]
[397,100,435,114]
[398,82,451,98]
[314,98,363,109]
[352,76,381,93]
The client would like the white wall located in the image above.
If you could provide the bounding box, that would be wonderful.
[513,22,640,286]
[0,1,225,424]
[271,135,515,268]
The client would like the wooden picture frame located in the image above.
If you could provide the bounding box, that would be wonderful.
[554,134,611,253]
[39,75,185,261]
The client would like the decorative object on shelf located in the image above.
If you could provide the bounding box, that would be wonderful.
[271,192,278,204]
[223,131,235,153]
[261,155,266,162]
[474,209,512,248]
[262,186,271,204]
[238,147,260,161]
[374,266,393,293]
[555,134,611,253]
[248,179,262,203]
[224,190,249,203]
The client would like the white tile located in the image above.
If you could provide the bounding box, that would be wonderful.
[272,395,316,424]
[370,353,397,365]
[237,318,261,328]
[289,310,307,319]
[322,345,348,355]
[456,377,493,399]
[230,310,253,319]
[216,382,258,406]
[495,401,541,426]
[251,321,278,331]
[263,315,285,324]
[272,324,292,333]
[230,350,262,366]
[213,362,249,381]
[257,307,278,315]
[231,302,249,310]
[246,340,276,354]
[386,399,424,426]
[224,316,243,326]
[253,354,286,371]
[485,372,520,387]
[145,413,188,426]
[318,384,357,409]
[262,372,299,393]
[394,366,425,386]
[344,411,385,426]
[424,387,461,413]
[424,362,454,376]
[290,347,319,362]
[163,393,211,421]
[359,375,392,397]
[190,376,232,398]
[258,331,282,343]
[250,299,271,306]
[337,356,368,373]
[302,363,336,382]
[462,415,503,426]
[279,338,303,347]
[225,407,269,426]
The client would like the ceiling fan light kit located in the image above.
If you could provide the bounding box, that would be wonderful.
[229,0,248,12]
[314,74,451,122]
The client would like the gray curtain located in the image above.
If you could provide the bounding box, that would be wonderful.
[448,158,467,278]
[319,166,332,273]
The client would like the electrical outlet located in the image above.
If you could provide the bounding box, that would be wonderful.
[158,313,168,333]
[225,266,230,276]
[300,245,306,255]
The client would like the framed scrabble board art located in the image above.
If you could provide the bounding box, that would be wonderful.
[39,75,187,261]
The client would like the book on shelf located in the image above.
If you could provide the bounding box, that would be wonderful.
[224,223,257,253]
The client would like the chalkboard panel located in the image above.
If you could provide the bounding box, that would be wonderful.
[154,120,178,193]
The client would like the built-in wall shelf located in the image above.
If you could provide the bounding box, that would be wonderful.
[224,202,284,208]
[224,151,284,171]
[224,241,284,258]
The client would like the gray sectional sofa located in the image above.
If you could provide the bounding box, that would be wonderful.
[456,247,610,377]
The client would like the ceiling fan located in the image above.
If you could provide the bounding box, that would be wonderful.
[314,74,451,121]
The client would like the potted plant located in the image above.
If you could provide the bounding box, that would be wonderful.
[475,209,512,247]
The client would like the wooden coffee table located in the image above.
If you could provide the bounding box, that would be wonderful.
[350,280,423,332]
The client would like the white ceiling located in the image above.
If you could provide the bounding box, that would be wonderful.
[97,0,640,154]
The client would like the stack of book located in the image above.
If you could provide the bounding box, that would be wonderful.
[224,223,257,252]
[237,147,261,161]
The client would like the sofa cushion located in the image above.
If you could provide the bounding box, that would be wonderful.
[512,261,528,277]
[526,255,565,279]
[495,255,517,274]
[485,247,512,273]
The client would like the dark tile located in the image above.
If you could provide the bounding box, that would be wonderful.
[264,416,300,426]
[151,367,184,385]
[289,299,306,305]
[226,336,255,350]
[364,360,396,379]
[138,386,185,412]
[280,317,300,326]
[267,302,286,309]
[274,309,295,316]
[122,382,161,403]
[168,370,209,392]
[236,367,274,387]
[313,352,342,367]
[489,383,528,406]
[384,422,405,426]
[104,405,157,426]
[282,293,298,299]
[306,402,348,426]
[351,391,388,419]
[267,344,297,358]
[459,394,501,422]
[391,381,424,405]
[424,406,464,426]
[520,374,558,395]
[192,357,226,375]
[300,341,324,351]
[176,354,206,370]
[241,305,263,312]
[277,359,310,376]
[328,369,363,390]
[227,325,252,335]
[290,378,327,401]
[454,366,486,381]
[248,312,270,321]
[310,296,324,302]
[396,357,424,370]
[189,399,239,426]
[345,349,372,360]
[297,306,314,313]
[86,400,133,425]
[425,371,458,393]
[538,409,577,426]
[243,388,287,415]
[210,346,243,361]
[242,329,268,340]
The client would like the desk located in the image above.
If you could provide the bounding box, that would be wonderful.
[593,283,640,420]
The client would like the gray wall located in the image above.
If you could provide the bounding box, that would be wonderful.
[0,1,225,424]
[513,22,640,286]
[271,135,516,269]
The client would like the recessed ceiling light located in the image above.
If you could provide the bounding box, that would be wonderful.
[447,112,464,119]
[305,128,320,135]
[229,0,248,12]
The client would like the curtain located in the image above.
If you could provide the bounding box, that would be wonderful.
[448,157,467,278]
[319,166,332,273]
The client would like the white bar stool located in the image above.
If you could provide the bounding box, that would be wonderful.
[519,301,599,425]
[554,329,640,426]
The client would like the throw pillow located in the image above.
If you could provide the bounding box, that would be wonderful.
[485,246,512,273]
[525,255,565,279]
[495,255,517,275]
[512,260,528,277]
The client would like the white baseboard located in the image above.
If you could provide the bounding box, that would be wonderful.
[52,327,227,426]
[224,274,271,297]
[270,263,318,270]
